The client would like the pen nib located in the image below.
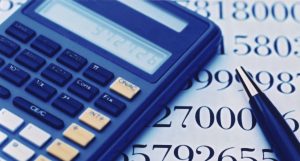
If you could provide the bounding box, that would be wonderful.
[236,66,261,97]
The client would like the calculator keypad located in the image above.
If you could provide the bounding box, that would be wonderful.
[0,63,30,86]
[26,78,57,102]
[0,131,7,145]
[3,139,35,161]
[110,77,140,100]
[46,139,79,161]
[63,123,95,147]
[83,63,114,86]
[57,49,87,71]
[79,108,110,131]
[5,21,36,43]
[31,35,61,57]
[13,97,64,129]
[0,21,141,160]
[0,108,24,132]
[52,93,84,117]
[68,78,99,101]
[34,155,51,161]
[0,84,10,99]
[19,123,51,147]
[15,49,46,71]
[0,35,20,57]
[41,63,72,86]
[0,58,4,67]
[95,93,126,116]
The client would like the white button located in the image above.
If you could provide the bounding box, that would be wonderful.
[0,157,7,161]
[0,130,7,145]
[0,108,24,132]
[19,123,51,147]
[3,139,35,161]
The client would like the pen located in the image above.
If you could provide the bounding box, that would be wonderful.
[236,66,300,161]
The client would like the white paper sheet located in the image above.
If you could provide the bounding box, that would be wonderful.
[119,0,300,160]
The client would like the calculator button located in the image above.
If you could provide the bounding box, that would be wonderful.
[57,49,87,71]
[31,35,61,57]
[110,77,140,100]
[5,21,36,43]
[0,64,30,86]
[63,123,95,147]
[52,93,83,117]
[79,107,110,131]
[26,78,57,102]
[13,97,64,129]
[34,155,51,161]
[19,123,51,147]
[0,85,10,99]
[41,63,72,86]
[0,130,7,145]
[3,139,35,161]
[0,35,20,57]
[47,139,79,161]
[0,57,5,67]
[83,63,114,86]
[68,79,99,101]
[15,49,46,71]
[0,108,24,132]
[95,93,126,116]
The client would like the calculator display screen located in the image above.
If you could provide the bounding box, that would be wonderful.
[118,0,188,32]
[36,0,171,74]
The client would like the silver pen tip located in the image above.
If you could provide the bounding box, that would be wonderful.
[236,66,261,97]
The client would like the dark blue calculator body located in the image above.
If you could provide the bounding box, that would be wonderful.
[0,0,222,160]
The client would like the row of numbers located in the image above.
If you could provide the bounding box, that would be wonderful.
[178,0,300,23]
[231,35,300,57]
[188,69,300,94]
[152,106,299,132]
[122,144,277,161]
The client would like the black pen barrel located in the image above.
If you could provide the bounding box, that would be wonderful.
[250,93,300,161]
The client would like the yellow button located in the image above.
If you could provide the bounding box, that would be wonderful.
[47,139,79,161]
[110,77,140,100]
[79,108,110,131]
[34,155,51,161]
[63,123,95,147]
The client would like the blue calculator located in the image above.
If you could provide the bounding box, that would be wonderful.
[0,0,222,160]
